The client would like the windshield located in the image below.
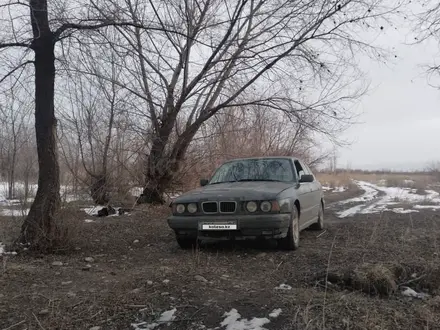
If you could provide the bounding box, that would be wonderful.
[209,158,295,184]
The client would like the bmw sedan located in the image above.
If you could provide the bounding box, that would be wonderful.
[167,156,325,250]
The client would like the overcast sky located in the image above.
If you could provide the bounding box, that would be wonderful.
[333,6,440,171]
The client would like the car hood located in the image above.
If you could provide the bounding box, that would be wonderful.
[174,181,293,203]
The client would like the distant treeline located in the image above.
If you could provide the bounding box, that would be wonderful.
[317,168,434,175]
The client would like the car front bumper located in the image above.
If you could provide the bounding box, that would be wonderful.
[167,213,291,240]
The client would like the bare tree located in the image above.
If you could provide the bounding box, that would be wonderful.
[175,104,331,189]
[87,0,401,203]
[0,89,33,200]
[59,44,130,205]
[0,0,170,250]
[412,1,440,85]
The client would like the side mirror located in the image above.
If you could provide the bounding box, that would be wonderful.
[200,179,209,186]
[299,174,314,183]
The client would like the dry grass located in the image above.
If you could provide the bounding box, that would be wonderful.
[317,171,437,191]
[1,199,440,329]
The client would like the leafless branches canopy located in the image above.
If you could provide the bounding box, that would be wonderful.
[0,0,404,250]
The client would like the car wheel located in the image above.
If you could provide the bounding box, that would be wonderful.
[310,202,324,230]
[176,236,198,249]
[279,207,299,250]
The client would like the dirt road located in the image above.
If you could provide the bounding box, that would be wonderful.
[1,186,440,330]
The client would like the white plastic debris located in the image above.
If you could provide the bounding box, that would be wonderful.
[275,283,292,290]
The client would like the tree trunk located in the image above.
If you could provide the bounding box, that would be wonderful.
[18,0,61,251]
[139,124,199,204]
[90,174,109,205]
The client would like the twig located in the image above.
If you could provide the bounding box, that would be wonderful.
[189,306,206,319]
[276,261,283,270]
[322,234,337,329]
[32,312,46,330]
[398,274,427,287]
[316,230,327,238]
[2,319,26,330]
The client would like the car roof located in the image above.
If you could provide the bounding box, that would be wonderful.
[222,156,299,162]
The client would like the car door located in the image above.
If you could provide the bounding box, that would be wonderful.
[293,160,314,226]
[302,162,321,220]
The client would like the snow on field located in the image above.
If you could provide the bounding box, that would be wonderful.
[131,308,177,330]
[219,309,270,330]
[336,181,440,218]
[338,181,379,205]
[268,309,282,318]
[0,208,29,217]
[131,307,282,330]
[322,186,347,193]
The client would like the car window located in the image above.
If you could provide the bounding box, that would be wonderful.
[209,158,295,183]
[304,164,315,177]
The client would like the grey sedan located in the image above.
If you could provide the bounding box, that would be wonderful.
[167,156,325,250]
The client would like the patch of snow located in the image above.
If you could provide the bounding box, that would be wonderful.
[274,283,292,290]
[220,309,270,330]
[131,308,177,330]
[84,219,95,223]
[338,181,379,205]
[414,205,440,210]
[268,309,282,318]
[337,204,364,218]
[0,208,29,216]
[388,208,418,214]
[322,186,346,193]
[0,242,4,256]
[336,181,440,218]
[403,179,415,185]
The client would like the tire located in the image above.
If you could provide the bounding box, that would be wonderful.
[278,207,300,250]
[176,236,198,249]
[310,202,324,230]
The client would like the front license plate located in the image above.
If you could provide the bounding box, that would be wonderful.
[200,221,237,230]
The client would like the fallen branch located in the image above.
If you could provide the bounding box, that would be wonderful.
[32,313,46,330]
[317,230,327,238]
[2,320,26,330]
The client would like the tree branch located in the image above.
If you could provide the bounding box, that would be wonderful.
[0,42,31,49]
[54,21,185,41]
[0,60,34,84]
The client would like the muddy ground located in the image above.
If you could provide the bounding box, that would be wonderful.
[1,189,440,330]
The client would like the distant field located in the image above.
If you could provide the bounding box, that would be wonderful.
[316,171,438,191]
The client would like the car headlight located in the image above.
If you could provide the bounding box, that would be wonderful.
[277,198,293,213]
[176,204,185,214]
[187,203,197,213]
[260,201,272,212]
[246,201,257,212]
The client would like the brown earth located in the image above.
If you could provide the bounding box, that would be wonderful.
[1,188,440,330]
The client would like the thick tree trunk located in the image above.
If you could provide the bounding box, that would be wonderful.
[138,114,176,204]
[139,124,199,204]
[18,0,61,251]
[90,174,109,205]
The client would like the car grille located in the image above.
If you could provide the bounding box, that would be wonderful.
[202,202,218,213]
[220,201,236,213]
